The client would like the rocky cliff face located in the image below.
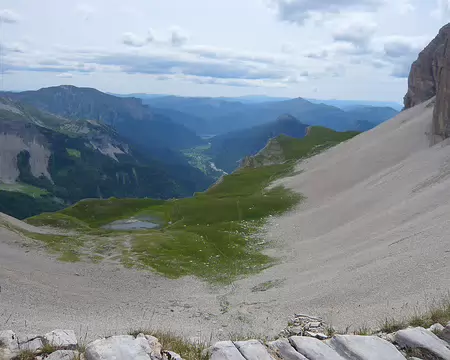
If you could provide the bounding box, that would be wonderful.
[404,23,450,138]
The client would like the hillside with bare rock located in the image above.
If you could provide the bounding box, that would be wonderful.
[404,23,450,140]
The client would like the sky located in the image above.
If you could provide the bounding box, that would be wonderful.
[0,0,449,102]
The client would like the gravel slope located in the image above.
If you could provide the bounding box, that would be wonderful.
[1,98,449,339]
[229,97,450,333]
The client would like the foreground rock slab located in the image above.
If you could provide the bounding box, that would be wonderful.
[395,327,450,360]
[267,338,308,360]
[289,336,346,360]
[44,330,78,350]
[234,340,275,360]
[46,350,80,360]
[85,335,153,360]
[210,341,246,360]
[17,334,43,352]
[329,335,405,360]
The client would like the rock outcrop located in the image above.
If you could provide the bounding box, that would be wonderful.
[2,323,450,360]
[404,23,450,138]
[241,137,286,168]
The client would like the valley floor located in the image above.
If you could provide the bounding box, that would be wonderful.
[1,98,450,340]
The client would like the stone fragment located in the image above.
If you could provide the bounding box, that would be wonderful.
[162,350,183,360]
[0,348,17,360]
[0,330,18,351]
[442,322,450,343]
[304,331,328,340]
[85,335,151,360]
[234,340,275,360]
[329,335,405,360]
[136,334,163,360]
[209,341,246,360]
[308,322,321,329]
[44,330,78,350]
[289,336,345,360]
[267,338,308,360]
[17,334,43,352]
[46,350,80,360]
[428,323,445,333]
[395,327,450,360]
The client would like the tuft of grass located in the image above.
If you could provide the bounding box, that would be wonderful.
[354,326,372,336]
[325,326,336,337]
[405,347,440,359]
[129,330,208,360]
[380,318,406,333]
[12,350,35,360]
[40,343,57,355]
[380,295,450,333]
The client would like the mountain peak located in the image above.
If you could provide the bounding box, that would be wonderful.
[404,22,450,139]
[275,113,299,124]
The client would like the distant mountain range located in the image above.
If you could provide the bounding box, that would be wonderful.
[141,95,399,134]
[0,85,401,219]
[0,94,212,218]
[115,92,403,110]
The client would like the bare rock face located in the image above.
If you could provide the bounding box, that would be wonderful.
[404,23,450,138]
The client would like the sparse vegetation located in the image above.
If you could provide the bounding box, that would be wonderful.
[325,326,336,337]
[66,148,81,158]
[405,347,439,359]
[251,279,285,292]
[380,295,450,333]
[129,330,208,360]
[380,318,406,333]
[12,350,35,360]
[21,128,358,282]
[354,326,372,336]
[40,343,57,355]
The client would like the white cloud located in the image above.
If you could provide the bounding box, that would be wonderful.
[0,9,20,23]
[1,0,447,99]
[432,0,450,20]
[395,0,415,14]
[332,16,378,47]
[56,72,73,78]
[75,3,95,20]
[122,32,154,47]
[271,0,385,25]
[281,42,296,54]
[381,36,425,58]
[1,42,25,54]
[170,26,189,47]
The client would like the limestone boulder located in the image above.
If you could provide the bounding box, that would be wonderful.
[395,327,450,360]
[329,335,405,360]
[46,350,80,360]
[44,330,78,350]
[234,340,275,360]
[289,336,346,360]
[85,335,151,360]
[209,341,246,360]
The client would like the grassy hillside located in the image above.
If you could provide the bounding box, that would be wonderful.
[0,97,213,219]
[208,114,309,173]
[25,127,359,283]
